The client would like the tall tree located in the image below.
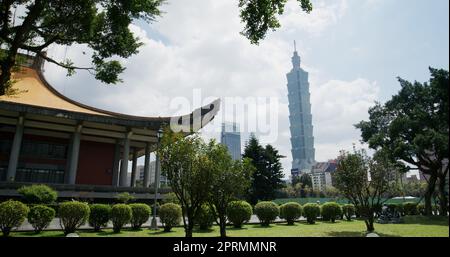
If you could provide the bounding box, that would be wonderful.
[158,130,213,237]
[243,135,284,204]
[0,0,164,95]
[299,173,312,188]
[0,0,313,95]
[334,149,399,232]
[355,68,449,216]
[239,0,312,44]
[206,140,254,237]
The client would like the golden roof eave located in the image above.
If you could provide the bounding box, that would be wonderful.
[0,55,220,131]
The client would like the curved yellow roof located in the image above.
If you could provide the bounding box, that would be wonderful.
[1,67,110,116]
[0,54,220,131]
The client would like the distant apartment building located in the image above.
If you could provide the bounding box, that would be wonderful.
[310,160,337,191]
[220,122,241,160]
[136,161,168,187]
[311,172,332,192]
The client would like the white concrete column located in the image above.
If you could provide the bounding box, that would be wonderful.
[143,143,151,188]
[111,140,121,186]
[6,116,24,182]
[68,124,82,185]
[130,148,138,187]
[119,131,132,187]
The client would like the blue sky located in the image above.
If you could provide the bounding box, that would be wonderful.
[308,0,449,100]
[44,0,449,177]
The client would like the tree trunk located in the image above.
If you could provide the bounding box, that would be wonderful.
[365,215,375,232]
[220,222,227,238]
[1,227,11,237]
[185,222,193,238]
[424,175,438,216]
[438,175,448,217]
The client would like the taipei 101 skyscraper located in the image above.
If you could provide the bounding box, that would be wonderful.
[286,41,315,175]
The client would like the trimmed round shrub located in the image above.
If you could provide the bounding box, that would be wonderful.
[342,204,355,221]
[303,203,321,224]
[59,201,90,235]
[129,203,151,230]
[111,204,132,233]
[28,205,55,233]
[159,203,182,232]
[254,201,279,226]
[321,202,342,222]
[89,204,111,232]
[0,200,29,237]
[195,204,215,230]
[403,202,418,215]
[227,201,253,228]
[116,192,134,204]
[280,202,302,225]
[17,185,57,204]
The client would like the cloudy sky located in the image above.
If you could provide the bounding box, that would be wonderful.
[43,0,449,178]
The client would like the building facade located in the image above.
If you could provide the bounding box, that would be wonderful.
[136,162,168,187]
[0,53,220,200]
[220,122,241,160]
[286,43,315,175]
[311,172,332,192]
[310,160,337,191]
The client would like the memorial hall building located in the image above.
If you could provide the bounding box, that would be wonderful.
[0,53,220,200]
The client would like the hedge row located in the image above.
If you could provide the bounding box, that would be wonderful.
[1,198,432,236]
[0,200,163,236]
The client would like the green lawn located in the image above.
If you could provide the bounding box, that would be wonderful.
[11,216,448,237]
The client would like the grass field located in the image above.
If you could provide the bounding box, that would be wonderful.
[11,216,448,237]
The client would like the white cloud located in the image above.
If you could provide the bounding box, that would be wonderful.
[41,0,376,177]
[279,0,348,36]
[311,78,379,159]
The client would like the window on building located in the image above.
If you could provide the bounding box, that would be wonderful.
[20,141,68,159]
[15,167,65,184]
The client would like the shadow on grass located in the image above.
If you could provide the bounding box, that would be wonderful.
[325,231,399,237]
[14,231,64,237]
[401,216,449,226]
[277,223,300,227]
[82,227,143,237]
[193,228,215,234]
[248,224,275,229]
[228,226,249,231]
[149,230,177,236]
[86,230,121,237]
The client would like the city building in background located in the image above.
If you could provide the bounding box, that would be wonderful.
[220,122,241,160]
[136,162,168,187]
[287,42,315,176]
[310,160,337,191]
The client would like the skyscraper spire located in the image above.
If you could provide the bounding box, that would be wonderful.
[291,40,301,69]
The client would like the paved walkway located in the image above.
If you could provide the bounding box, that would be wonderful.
[16,215,299,232]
